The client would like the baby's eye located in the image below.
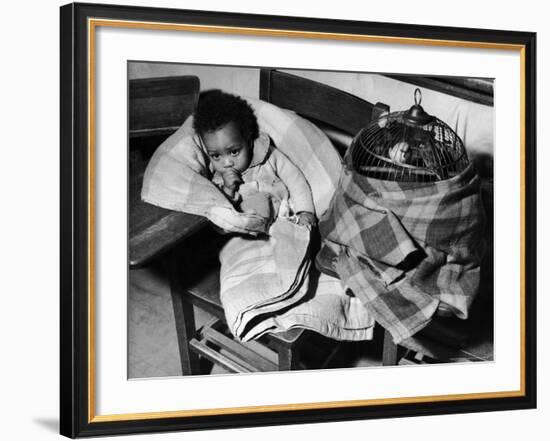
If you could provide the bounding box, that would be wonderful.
[210,153,220,160]
[230,149,241,157]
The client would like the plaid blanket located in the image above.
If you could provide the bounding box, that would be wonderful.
[319,161,485,343]
[142,97,374,341]
[219,218,312,340]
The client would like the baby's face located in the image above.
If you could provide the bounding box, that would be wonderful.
[202,121,252,174]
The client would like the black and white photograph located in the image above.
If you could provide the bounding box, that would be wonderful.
[128,62,495,379]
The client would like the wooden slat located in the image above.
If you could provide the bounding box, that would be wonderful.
[442,77,494,96]
[129,127,179,138]
[129,210,208,268]
[264,328,306,348]
[202,326,278,372]
[259,68,272,102]
[313,121,353,154]
[207,321,280,365]
[130,76,200,99]
[129,75,200,132]
[384,74,494,107]
[130,95,196,131]
[319,343,344,370]
[189,339,253,373]
[217,349,264,373]
[239,339,279,365]
[398,336,468,362]
[260,69,376,136]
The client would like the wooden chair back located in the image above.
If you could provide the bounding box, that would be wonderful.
[130,75,200,139]
[259,69,388,154]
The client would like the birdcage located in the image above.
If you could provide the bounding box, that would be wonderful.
[346,89,470,182]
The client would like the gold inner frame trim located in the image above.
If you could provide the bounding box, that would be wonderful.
[87,17,527,423]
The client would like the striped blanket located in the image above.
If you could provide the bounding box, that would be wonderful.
[319,161,486,343]
[142,97,374,341]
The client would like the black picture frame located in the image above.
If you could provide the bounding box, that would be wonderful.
[60,2,537,438]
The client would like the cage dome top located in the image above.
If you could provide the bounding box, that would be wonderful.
[346,88,470,183]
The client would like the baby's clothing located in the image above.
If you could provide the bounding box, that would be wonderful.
[210,131,315,220]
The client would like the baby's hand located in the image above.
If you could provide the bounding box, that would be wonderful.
[296,211,316,226]
[221,168,243,195]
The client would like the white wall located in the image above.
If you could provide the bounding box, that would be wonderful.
[1,1,546,441]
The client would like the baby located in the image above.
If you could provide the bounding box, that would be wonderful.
[193,90,316,227]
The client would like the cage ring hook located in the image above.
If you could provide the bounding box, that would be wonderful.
[414,88,422,105]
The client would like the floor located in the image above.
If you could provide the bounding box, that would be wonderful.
[128,263,493,379]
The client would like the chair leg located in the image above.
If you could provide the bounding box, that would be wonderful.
[165,252,201,376]
[382,329,402,366]
[278,346,300,371]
